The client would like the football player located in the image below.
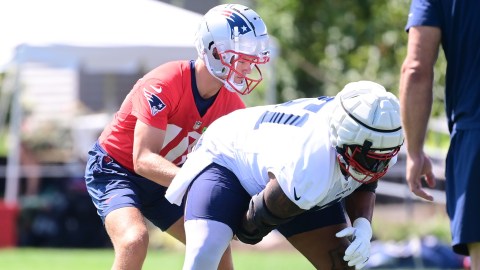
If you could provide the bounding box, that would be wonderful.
[84,4,270,270]
[166,80,404,270]
[400,0,480,268]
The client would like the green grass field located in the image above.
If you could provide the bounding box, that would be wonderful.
[0,248,315,270]
[0,203,452,270]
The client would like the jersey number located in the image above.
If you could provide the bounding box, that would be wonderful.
[254,96,333,129]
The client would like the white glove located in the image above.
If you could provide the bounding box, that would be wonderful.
[335,217,372,269]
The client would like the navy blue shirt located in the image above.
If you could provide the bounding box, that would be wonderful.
[406,0,480,131]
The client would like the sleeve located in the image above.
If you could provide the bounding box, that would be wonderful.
[266,138,330,210]
[131,77,177,130]
[270,166,327,210]
[406,0,441,31]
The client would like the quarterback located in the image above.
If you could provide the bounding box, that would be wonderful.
[166,80,404,270]
[84,4,270,270]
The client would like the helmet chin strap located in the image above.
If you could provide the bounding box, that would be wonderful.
[336,140,372,165]
[357,140,373,167]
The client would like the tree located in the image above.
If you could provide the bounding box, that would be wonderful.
[254,0,446,120]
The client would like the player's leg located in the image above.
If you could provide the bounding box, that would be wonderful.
[182,163,251,270]
[468,243,480,270]
[105,207,149,270]
[183,219,234,270]
[164,216,186,243]
[287,224,352,269]
[166,217,235,270]
[277,202,353,269]
[85,142,151,270]
[94,184,151,270]
[446,130,480,267]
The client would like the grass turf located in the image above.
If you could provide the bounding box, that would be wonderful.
[0,248,315,270]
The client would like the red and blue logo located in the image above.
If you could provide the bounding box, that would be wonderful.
[143,90,166,116]
[220,10,252,38]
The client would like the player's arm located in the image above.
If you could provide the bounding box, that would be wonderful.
[335,184,376,269]
[399,26,440,201]
[236,172,305,245]
[132,119,180,187]
[344,182,377,222]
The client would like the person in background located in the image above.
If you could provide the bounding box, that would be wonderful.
[166,81,404,270]
[399,0,480,269]
[84,4,270,270]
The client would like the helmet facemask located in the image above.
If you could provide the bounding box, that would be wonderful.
[219,48,269,95]
[336,141,401,184]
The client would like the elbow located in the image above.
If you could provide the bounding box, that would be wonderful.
[132,157,147,176]
[401,61,433,83]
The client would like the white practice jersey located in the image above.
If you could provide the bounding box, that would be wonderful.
[165,97,363,210]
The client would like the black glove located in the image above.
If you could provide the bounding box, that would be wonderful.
[236,226,265,245]
[235,190,295,245]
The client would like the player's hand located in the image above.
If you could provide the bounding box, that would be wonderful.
[335,218,372,269]
[236,212,267,245]
[405,152,436,201]
[235,194,276,245]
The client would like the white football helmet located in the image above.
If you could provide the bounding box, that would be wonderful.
[195,4,270,95]
[329,81,404,184]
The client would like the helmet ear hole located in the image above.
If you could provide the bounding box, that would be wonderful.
[212,48,220,60]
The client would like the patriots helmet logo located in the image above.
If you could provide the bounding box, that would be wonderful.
[221,10,252,39]
[143,89,166,116]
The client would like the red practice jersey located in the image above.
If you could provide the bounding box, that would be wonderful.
[98,60,245,171]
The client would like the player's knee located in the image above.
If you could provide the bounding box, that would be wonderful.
[117,226,149,252]
[184,220,232,269]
